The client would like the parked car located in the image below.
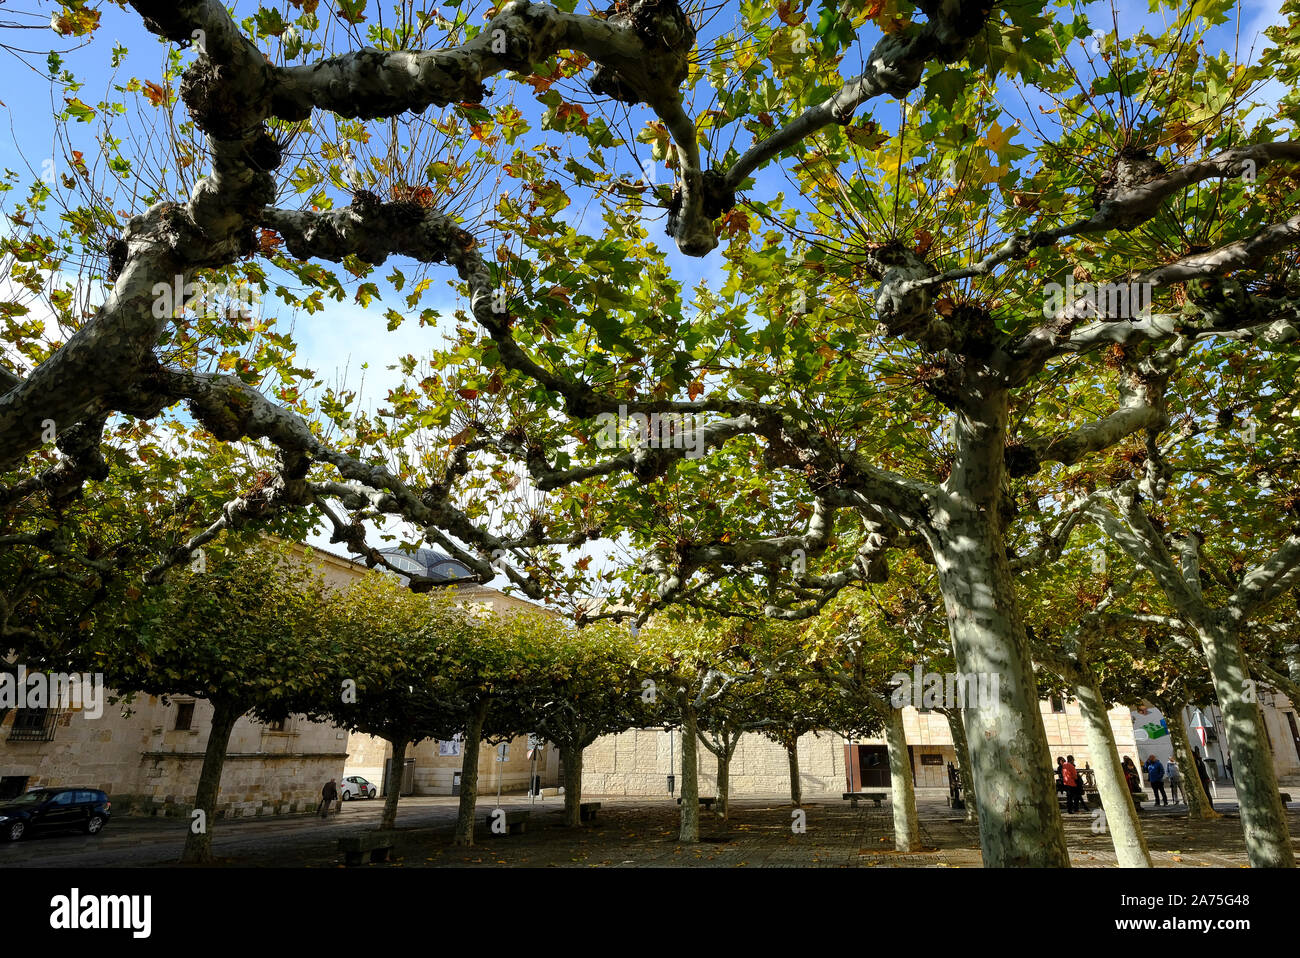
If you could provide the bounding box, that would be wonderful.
[340,776,377,800]
[0,787,112,841]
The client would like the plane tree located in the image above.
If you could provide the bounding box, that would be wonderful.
[84,537,333,863]
[6,0,1300,870]
[1075,340,1300,867]
[310,572,476,830]
[632,614,758,841]
[799,590,928,853]
[513,617,642,827]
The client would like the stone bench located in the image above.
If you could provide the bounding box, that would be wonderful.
[580,801,601,823]
[843,792,887,808]
[486,808,530,835]
[338,830,396,867]
[676,796,717,809]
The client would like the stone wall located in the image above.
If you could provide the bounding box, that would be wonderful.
[0,692,349,818]
[347,732,542,796]
[578,701,1142,798]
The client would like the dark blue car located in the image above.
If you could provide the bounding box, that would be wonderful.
[0,787,112,842]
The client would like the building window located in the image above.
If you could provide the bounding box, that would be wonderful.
[8,707,56,742]
[1051,696,1065,713]
[919,753,943,766]
[174,702,195,731]
[266,718,288,732]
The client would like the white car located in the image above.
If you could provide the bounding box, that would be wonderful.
[340,776,377,800]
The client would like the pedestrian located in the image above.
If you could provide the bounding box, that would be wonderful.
[1166,757,1183,804]
[1193,748,1213,809]
[1055,756,1066,797]
[1144,754,1168,806]
[1225,754,1233,782]
[1061,754,1083,813]
[1121,756,1141,793]
[319,778,338,818]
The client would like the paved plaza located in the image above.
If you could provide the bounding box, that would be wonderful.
[3,787,1294,868]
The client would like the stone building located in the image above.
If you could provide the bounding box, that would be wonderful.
[580,697,1142,800]
[0,692,349,818]
[0,541,545,816]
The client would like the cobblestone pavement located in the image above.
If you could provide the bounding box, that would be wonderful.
[3,789,1294,868]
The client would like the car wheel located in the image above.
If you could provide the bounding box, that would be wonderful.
[86,815,105,835]
[5,820,24,842]
[367,788,376,799]
[342,791,352,801]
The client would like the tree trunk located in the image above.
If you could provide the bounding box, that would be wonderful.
[561,742,584,827]
[926,388,1069,867]
[882,705,921,852]
[942,707,977,824]
[1074,678,1150,867]
[716,747,732,820]
[180,699,241,864]
[1197,616,1294,867]
[452,700,488,847]
[1166,707,1218,820]
[380,736,408,831]
[787,741,802,807]
[678,706,699,843]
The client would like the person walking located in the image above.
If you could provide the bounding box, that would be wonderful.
[319,778,338,818]
[1166,757,1183,805]
[1061,755,1083,813]
[1055,756,1066,798]
[1144,754,1168,806]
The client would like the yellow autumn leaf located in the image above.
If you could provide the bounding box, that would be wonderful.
[978,121,1016,161]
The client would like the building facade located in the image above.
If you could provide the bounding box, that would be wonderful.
[1130,694,1300,787]
[578,698,1142,800]
[0,541,541,817]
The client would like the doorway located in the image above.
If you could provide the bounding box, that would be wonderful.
[382,757,415,796]
[844,744,891,790]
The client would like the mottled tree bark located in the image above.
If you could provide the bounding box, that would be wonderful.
[560,742,584,828]
[1198,616,1294,866]
[941,707,977,824]
[380,736,408,831]
[180,699,240,864]
[452,700,489,847]
[678,707,699,843]
[927,387,1069,867]
[1286,642,1300,684]
[715,749,732,821]
[882,705,921,852]
[786,741,802,807]
[1074,680,1150,867]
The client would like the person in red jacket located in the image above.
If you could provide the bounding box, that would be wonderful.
[1061,755,1083,813]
